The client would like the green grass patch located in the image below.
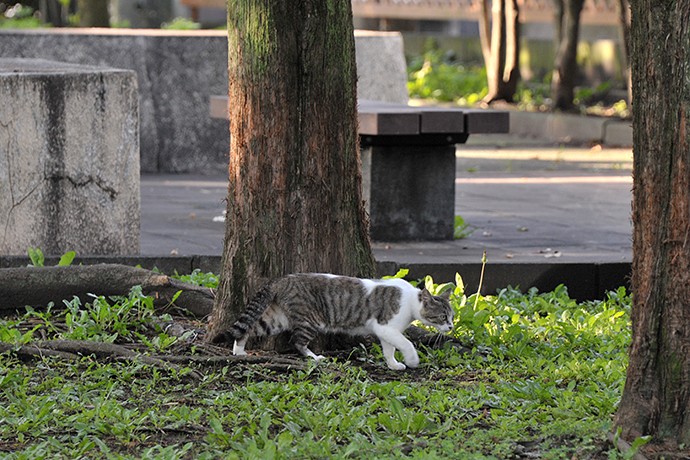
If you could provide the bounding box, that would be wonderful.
[0,271,630,458]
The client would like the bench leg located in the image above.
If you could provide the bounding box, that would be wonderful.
[361,144,456,241]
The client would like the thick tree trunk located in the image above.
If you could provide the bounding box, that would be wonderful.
[614,0,690,448]
[479,0,521,103]
[206,1,376,345]
[551,0,584,111]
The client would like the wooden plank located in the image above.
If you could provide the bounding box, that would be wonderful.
[463,109,510,134]
[417,107,466,134]
[210,96,509,136]
[358,111,420,135]
[180,0,225,8]
[358,100,420,135]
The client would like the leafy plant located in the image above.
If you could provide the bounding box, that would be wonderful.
[0,4,44,28]
[453,215,474,239]
[174,269,219,289]
[408,49,488,104]
[27,247,45,267]
[27,248,76,267]
[161,17,201,30]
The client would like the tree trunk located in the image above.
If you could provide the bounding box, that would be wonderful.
[552,0,564,54]
[614,0,690,448]
[479,0,521,103]
[77,0,109,27]
[206,1,376,345]
[616,0,632,104]
[551,0,584,111]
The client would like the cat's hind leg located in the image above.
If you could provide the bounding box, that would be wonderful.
[292,325,325,362]
[233,336,248,356]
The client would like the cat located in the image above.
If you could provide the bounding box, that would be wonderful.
[213,273,454,370]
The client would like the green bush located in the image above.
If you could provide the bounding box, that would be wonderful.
[161,17,201,30]
[0,4,44,28]
[408,50,488,104]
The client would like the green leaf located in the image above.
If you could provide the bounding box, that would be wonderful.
[27,247,44,267]
[57,251,76,266]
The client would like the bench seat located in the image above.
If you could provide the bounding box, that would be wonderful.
[209,96,509,240]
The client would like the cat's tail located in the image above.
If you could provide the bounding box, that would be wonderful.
[211,282,275,344]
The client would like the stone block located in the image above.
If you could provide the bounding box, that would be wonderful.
[603,120,633,147]
[0,29,409,173]
[354,31,408,104]
[0,58,140,256]
[364,144,456,240]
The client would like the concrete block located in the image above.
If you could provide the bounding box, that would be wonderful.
[603,120,633,147]
[354,31,408,104]
[364,144,455,240]
[548,113,606,144]
[0,58,139,256]
[0,29,228,174]
[0,29,409,173]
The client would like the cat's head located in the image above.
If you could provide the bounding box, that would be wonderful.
[419,289,454,333]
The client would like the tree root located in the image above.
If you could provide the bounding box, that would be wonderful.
[0,264,214,318]
[607,432,649,460]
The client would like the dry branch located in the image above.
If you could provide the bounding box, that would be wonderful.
[0,338,309,375]
[0,264,214,318]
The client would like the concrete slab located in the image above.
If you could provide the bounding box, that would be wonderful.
[0,29,410,174]
[503,110,632,146]
[0,137,634,300]
[0,58,139,256]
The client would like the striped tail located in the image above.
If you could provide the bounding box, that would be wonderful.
[212,283,274,343]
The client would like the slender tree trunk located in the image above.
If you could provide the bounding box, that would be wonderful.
[77,0,109,27]
[616,0,632,104]
[206,1,376,345]
[479,0,521,103]
[551,0,584,111]
[552,0,564,53]
[614,0,690,448]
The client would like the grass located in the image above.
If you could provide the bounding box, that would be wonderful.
[0,270,631,458]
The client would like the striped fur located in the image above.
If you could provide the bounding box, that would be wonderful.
[218,273,454,370]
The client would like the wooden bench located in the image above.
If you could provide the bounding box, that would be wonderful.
[209,96,509,241]
[180,0,225,22]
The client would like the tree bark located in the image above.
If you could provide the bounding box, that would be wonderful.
[206,1,376,345]
[551,0,585,111]
[614,0,690,448]
[0,265,214,318]
[479,0,521,103]
[77,0,109,27]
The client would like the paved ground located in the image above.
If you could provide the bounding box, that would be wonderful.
[141,135,633,267]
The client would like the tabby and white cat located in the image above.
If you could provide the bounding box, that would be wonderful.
[214,273,454,370]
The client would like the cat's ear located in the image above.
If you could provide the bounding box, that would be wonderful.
[420,288,433,302]
[438,288,452,300]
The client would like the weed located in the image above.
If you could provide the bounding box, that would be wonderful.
[453,215,474,239]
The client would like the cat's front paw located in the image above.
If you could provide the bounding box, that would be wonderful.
[387,361,407,371]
